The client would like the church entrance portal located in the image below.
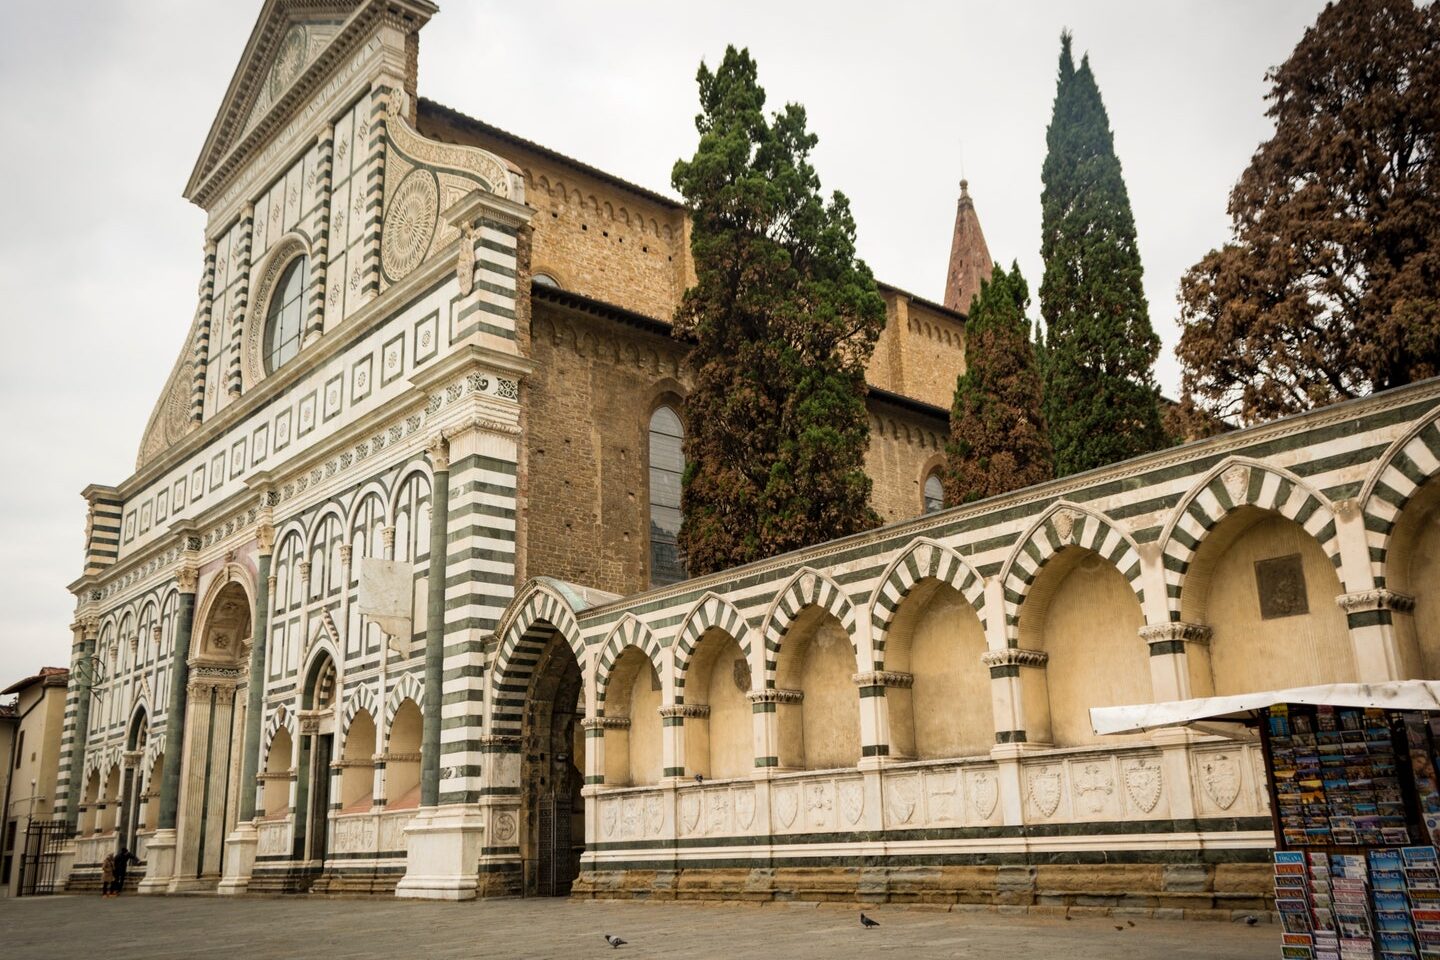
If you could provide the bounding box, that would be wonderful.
[521,630,585,896]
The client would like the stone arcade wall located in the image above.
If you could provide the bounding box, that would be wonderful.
[488,378,1440,915]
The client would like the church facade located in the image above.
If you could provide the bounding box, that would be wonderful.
[54,0,1440,914]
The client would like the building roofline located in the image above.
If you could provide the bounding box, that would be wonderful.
[419,98,683,211]
[2,667,70,697]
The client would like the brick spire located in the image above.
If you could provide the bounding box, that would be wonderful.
[943,179,994,315]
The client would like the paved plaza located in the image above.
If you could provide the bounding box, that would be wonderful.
[0,895,1270,959]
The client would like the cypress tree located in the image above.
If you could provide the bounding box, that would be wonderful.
[671,47,886,575]
[945,263,1053,504]
[1040,32,1166,475]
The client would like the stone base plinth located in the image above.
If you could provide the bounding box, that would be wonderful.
[136,830,176,895]
[215,823,258,895]
[394,805,486,901]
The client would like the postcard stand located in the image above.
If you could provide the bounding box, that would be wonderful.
[1261,704,1440,960]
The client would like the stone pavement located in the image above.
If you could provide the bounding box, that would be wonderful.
[0,895,1271,959]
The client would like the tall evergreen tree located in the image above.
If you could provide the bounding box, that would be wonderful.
[945,263,1053,504]
[1176,0,1440,426]
[671,47,886,575]
[1040,32,1166,475]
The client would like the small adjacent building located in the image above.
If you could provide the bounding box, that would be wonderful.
[1,667,69,896]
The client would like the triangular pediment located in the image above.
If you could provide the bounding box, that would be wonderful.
[184,0,437,207]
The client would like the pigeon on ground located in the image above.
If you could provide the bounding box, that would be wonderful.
[1126,920,1135,928]
[1244,915,1259,926]
[604,934,627,949]
[860,913,880,929]
[694,774,704,784]
[1114,925,1125,931]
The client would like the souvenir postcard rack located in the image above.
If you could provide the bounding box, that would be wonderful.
[1261,704,1440,960]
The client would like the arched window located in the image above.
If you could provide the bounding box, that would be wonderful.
[923,472,944,515]
[263,257,308,374]
[532,273,560,289]
[648,406,685,587]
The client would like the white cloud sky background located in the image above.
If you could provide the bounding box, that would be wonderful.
[0,0,1329,685]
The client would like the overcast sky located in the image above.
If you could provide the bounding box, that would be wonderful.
[0,0,1329,685]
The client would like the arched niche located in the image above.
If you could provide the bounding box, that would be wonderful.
[341,710,376,811]
[262,729,293,818]
[1183,507,1353,695]
[774,607,860,771]
[602,648,662,787]
[1019,546,1149,747]
[682,628,752,780]
[386,699,422,808]
[1385,478,1440,678]
[883,579,990,760]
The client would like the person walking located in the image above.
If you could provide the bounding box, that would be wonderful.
[100,853,116,898]
[112,845,139,896]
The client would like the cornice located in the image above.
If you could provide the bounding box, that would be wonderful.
[576,376,1440,622]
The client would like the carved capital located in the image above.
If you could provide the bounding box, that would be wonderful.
[478,734,521,749]
[1336,589,1416,615]
[381,525,396,551]
[852,670,914,689]
[339,544,353,566]
[427,435,450,472]
[176,566,200,594]
[658,704,710,720]
[1138,622,1214,647]
[298,561,312,581]
[81,616,100,641]
[980,648,1049,668]
[581,716,631,731]
[256,522,276,555]
[747,688,804,705]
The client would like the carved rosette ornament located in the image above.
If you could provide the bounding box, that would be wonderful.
[381,168,439,282]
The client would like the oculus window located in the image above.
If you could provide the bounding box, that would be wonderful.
[649,406,685,587]
[923,472,944,515]
[263,257,309,375]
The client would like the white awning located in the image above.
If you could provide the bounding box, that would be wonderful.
[1090,681,1440,738]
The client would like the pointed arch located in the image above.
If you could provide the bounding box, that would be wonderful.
[495,578,584,682]
[673,593,755,703]
[594,615,664,712]
[1360,405,1440,586]
[262,705,297,756]
[340,680,379,732]
[761,567,860,686]
[385,671,424,727]
[868,538,986,668]
[1160,458,1343,618]
[1000,501,1143,643]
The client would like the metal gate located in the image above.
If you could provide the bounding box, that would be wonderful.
[18,819,68,896]
[536,796,572,897]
